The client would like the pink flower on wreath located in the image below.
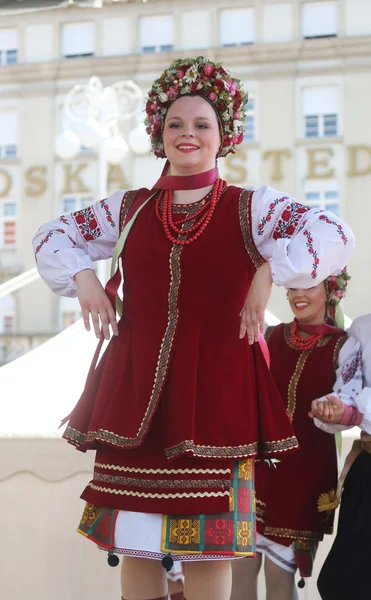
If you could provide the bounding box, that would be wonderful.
[176,69,185,79]
[209,92,217,101]
[234,111,240,119]
[151,114,161,125]
[150,103,157,111]
[203,64,214,77]
[231,133,243,144]
[226,79,238,96]
[167,85,179,100]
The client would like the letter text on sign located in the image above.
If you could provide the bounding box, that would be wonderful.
[0,169,12,198]
[25,166,47,196]
[224,149,247,184]
[62,164,90,194]
[306,148,334,179]
[347,146,371,177]
[263,150,291,182]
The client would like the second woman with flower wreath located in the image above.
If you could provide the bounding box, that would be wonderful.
[231,269,362,600]
[33,56,354,600]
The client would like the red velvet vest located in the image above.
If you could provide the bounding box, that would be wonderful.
[63,187,297,462]
[256,322,346,544]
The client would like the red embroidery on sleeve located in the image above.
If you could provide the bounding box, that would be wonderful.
[100,199,115,228]
[257,198,309,240]
[35,229,66,256]
[73,206,102,242]
[303,229,320,279]
[257,197,287,236]
[318,213,348,245]
[272,202,309,240]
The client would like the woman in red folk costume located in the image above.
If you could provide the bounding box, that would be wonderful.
[231,270,362,600]
[33,57,354,600]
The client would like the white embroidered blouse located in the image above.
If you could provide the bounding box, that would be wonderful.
[32,185,355,298]
[315,315,371,435]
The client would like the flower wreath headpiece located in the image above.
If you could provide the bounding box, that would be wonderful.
[325,267,350,306]
[144,56,249,158]
[325,267,351,328]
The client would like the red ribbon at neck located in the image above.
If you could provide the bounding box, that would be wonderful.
[152,160,219,190]
[294,318,344,336]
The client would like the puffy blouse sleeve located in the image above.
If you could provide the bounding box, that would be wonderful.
[251,185,355,288]
[314,336,364,434]
[345,319,371,434]
[32,190,125,297]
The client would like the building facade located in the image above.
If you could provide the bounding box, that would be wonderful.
[0,0,371,358]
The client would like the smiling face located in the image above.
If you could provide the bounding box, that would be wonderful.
[163,95,221,176]
[287,283,327,325]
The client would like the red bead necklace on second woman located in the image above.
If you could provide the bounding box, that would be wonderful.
[288,319,323,351]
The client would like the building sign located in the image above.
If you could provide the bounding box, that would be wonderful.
[0,163,130,198]
[0,145,371,197]
[224,145,371,184]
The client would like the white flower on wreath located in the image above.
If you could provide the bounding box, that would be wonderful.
[184,66,199,83]
[159,92,169,103]
[234,120,244,133]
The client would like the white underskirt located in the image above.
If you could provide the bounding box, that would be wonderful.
[256,533,296,573]
[107,509,235,562]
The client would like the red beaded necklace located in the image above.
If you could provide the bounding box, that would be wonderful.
[289,319,322,351]
[155,178,225,246]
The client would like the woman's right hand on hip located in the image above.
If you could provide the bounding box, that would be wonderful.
[74,269,119,340]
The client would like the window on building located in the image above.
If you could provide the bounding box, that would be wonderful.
[301,2,337,39]
[219,8,255,47]
[59,297,81,330]
[302,86,339,138]
[305,188,340,216]
[0,201,17,247]
[0,111,18,158]
[61,22,95,59]
[0,295,16,334]
[0,29,18,66]
[60,195,94,215]
[243,96,256,142]
[3,314,15,333]
[139,15,174,53]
